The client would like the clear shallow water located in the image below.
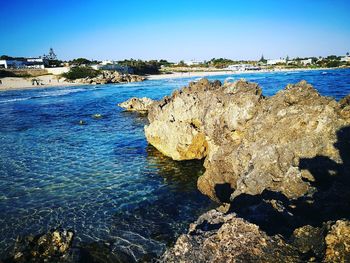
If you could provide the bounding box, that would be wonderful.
[0,68,349,260]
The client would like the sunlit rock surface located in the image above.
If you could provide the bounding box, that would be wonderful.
[160,208,350,263]
[145,78,350,202]
[118,97,155,113]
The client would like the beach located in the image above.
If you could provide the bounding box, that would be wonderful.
[147,67,333,80]
[0,75,81,91]
[0,67,336,91]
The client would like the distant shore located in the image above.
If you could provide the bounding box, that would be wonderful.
[147,67,337,80]
[0,67,345,91]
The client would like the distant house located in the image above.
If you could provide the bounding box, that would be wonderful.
[0,58,47,69]
[226,64,260,71]
[0,59,25,69]
[184,60,201,66]
[266,58,286,65]
[91,61,133,74]
[300,58,313,65]
[340,56,350,62]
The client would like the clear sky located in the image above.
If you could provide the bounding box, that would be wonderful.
[1,0,349,61]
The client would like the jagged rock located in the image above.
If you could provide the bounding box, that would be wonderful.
[324,220,350,262]
[160,209,301,262]
[118,97,155,113]
[6,229,73,263]
[145,79,350,202]
[74,71,145,85]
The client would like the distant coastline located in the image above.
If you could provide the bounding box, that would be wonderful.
[147,67,344,80]
[0,67,347,91]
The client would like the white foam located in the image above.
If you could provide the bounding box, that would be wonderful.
[0,97,30,104]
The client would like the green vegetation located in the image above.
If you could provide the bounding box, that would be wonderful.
[69,58,92,66]
[118,59,161,75]
[62,66,100,80]
[208,58,235,68]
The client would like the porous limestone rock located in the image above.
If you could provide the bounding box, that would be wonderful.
[145,78,350,202]
[324,220,350,262]
[118,97,155,113]
[160,209,301,263]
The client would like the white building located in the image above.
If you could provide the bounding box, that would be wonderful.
[267,58,286,65]
[184,60,201,66]
[0,59,25,69]
[341,56,350,62]
[0,58,47,69]
[300,58,313,65]
[226,64,260,71]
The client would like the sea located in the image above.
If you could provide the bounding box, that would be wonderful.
[0,68,349,260]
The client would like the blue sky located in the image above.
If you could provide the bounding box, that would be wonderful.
[1,0,349,61]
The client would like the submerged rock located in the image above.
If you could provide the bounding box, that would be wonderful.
[5,229,74,263]
[145,78,350,202]
[118,97,155,113]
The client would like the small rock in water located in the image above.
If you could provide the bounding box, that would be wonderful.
[92,114,103,119]
[118,97,155,113]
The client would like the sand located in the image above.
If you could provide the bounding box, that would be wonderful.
[147,68,332,80]
[0,67,335,91]
[0,75,81,91]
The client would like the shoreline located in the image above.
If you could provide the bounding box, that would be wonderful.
[0,67,345,91]
[147,67,340,80]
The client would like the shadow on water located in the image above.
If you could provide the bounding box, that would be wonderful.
[106,145,214,260]
[226,126,350,237]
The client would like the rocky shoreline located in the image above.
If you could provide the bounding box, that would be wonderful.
[3,78,350,262]
[122,78,350,262]
[71,71,145,85]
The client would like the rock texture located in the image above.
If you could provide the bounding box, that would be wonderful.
[160,208,350,263]
[145,78,350,202]
[118,97,155,113]
[74,71,145,85]
[5,229,74,263]
[324,220,350,262]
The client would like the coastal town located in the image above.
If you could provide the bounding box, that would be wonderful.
[1,48,349,90]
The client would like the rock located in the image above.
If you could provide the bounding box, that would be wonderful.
[145,78,350,202]
[92,113,103,119]
[160,209,301,262]
[118,97,155,113]
[7,229,74,262]
[73,71,145,85]
[290,224,327,260]
[324,220,350,262]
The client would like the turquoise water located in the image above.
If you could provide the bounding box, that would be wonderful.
[0,68,349,260]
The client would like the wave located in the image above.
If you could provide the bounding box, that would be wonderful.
[0,97,30,104]
[0,88,87,104]
[36,88,86,98]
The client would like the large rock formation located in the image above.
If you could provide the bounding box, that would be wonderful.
[74,71,145,85]
[145,78,350,203]
[118,97,155,113]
